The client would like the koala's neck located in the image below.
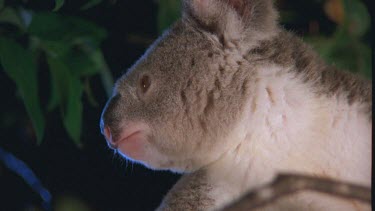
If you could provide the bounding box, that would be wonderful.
[203,64,371,209]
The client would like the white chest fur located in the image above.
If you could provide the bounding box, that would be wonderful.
[205,65,371,210]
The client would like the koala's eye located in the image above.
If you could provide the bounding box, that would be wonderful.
[140,75,151,94]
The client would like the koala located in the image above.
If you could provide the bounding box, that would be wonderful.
[100,0,371,210]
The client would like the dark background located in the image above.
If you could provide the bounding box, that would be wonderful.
[1,1,179,211]
[0,0,372,211]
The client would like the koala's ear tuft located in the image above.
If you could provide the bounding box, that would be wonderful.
[183,0,278,46]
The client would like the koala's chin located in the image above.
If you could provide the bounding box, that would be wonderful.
[111,128,203,173]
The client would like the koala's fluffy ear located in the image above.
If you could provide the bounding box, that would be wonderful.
[183,0,278,46]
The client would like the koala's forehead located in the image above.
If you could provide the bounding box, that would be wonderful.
[133,20,214,76]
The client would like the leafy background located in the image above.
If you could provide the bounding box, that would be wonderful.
[0,0,371,210]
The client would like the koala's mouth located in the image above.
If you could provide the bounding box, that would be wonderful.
[118,130,143,144]
[103,123,150,150]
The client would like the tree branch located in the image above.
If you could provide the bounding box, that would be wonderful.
[223,173,371,210]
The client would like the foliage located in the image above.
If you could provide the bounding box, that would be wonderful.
[0,37,45,143]
[0,0,111,146]
[305,0,372,78]
[158,0,181,34]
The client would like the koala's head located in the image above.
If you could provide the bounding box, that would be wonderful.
[100,0,278,172]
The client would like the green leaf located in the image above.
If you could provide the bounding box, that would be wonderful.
[28,13,106,44]
[0,7,25,30]
[46,52,72,105]
[63,76,83,147]
[53,0,65,11]
[305,36,334,60]
[64,16,107,43]
[83,78,98,107]
[28,13,67,41]
[37,40,71,111]
[91,50,114,97]
[43,40,72,57]
[81,0,102,10]
[0,37,45,143]
[357,43,371,78]
[307,31,371,79]
[157,0,181,34]
[342,0,370,37]
[63,47,100,77]
[47,56,83,147]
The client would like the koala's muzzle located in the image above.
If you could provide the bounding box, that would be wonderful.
[100,94,122,149]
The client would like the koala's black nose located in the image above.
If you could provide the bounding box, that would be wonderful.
[102,125,116,149]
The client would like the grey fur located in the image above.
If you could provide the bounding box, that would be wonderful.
[156,170,214,211]
[245,30,372,119]
[100,0,371,210]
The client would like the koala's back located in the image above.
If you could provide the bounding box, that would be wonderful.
[246,30,371,117]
